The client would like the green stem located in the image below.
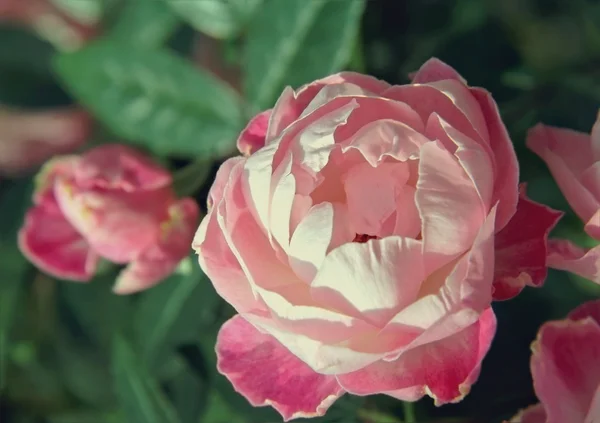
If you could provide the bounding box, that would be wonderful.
[357,408,404,423]
[402,402,417,423]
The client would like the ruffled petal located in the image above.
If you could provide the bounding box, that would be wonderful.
[74,144,172,191]
[337,308,496,405]
[113,198,199,294]
[236,109,272,156]
[509,404,547,423]
[493,188,563,300]
[311,237,425,327]
[410,58,468,85]
[416,140,486,259]
[547,239,600,284]
[531,303,600,423]
[471,88,519,231]
[216,315,344,421]
[18,194,98,281]
[527,124,599,224]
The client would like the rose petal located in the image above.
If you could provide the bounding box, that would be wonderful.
[341,119,430,165]
[337,307,496,405]
[472,88,520,230]
[288,201,353,283]
[54,177,165,263]
[426,114,494,209]
[343,161,410,237]
[236,109,272,156]
[547,239,600,284]
[216,315,344,421]
[113,198,199,294]
[531,306,600,423]
[417,140,486,259]
[74,144,172,191]
[527,124,599,224]
[410,58,468,85]
[493,188,563,300]
[311,237,425,327]
[18,193,98,281]
[509,404,547,423]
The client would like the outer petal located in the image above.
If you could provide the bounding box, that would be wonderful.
[509,404,547,423]
[266,73,390,143]
[410,58,468,85]
[74,144,172,192]
[216,315,344,421]
[236,109,272,156]
[416,140,486,259]
[113,198,200,294]
[527,124,599,224]
[471,87,519,230]
[531,305,600,423]
[337,307,496,405]
[547,239,600,284]
[54,178,166,263]
[18,187,98,281]
[493,188,563,300]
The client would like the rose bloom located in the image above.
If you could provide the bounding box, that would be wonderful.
[528,116,600,284]
[19,144,199,294]
[509,300,600,423]
[193,59,561,420]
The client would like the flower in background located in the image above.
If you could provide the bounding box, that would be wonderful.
[18,144,199,294]
[193,58,561,420]
[0,106,90,176]
[528,115,600,284]
[0,0,100,50]
[509,300,600,423]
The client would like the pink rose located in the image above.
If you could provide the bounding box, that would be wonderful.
[528,117,600,284]
[509,300,600,423]
[18,144,199,294]
[193,59,561,420]
[0,107,90,176]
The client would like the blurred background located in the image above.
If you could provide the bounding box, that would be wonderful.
[0,0,599,422]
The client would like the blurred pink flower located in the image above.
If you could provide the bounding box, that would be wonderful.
[193,58,561,420]
[509,300,600,423]
[0,0,99,49]
[528,116,600,284]
[0,107,90,176]
[18,144,199,294]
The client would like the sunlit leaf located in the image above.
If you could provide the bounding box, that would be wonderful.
[134,256,221,370]
[109,0,180,47]
[244,0,365,110]
[112,335,181,423]
[54,40,244,158]
[162,0,262,39]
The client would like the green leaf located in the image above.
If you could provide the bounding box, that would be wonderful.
[59,269,133,348]
[54,40,244,158]
[48,411,123,423]
[134,257,222,370]
[162,0,262,40]
[164,354,207,423]
[244,0,366,110]
[109,0,180,47]
[112,335,181,423]
[54,325,116,407]
[201,391,246,423]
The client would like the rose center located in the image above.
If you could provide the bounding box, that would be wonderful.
[353,233,379,243]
